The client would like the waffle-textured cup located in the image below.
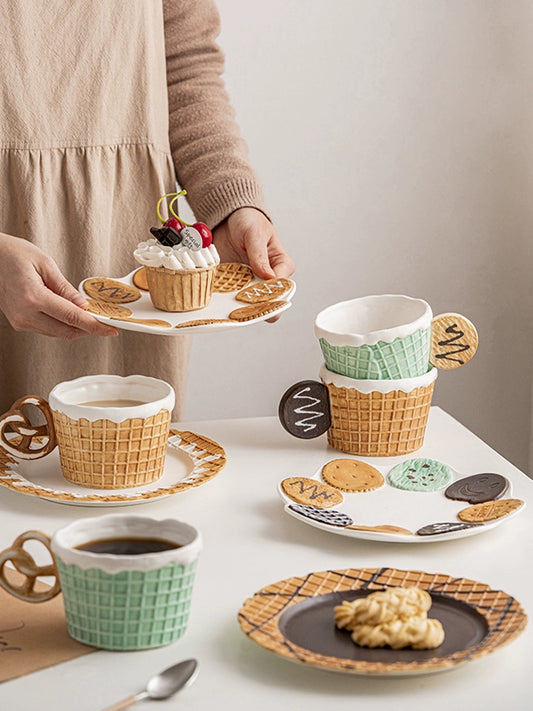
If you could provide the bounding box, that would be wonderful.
[315,295,433,379]
[51,515,201,650]
[48,375,175,489]
[51,410,170,488]
[320,365,437,456]
[145,264,216,312]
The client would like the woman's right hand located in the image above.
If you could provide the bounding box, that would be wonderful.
[0,233,118,339]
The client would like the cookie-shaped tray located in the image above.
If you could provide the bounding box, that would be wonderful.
[278,460,525,543]
[79,267,296,335]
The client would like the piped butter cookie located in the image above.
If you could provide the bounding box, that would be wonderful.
[281,476,343,508]
[321,458,384,493]
[387,458,453,492]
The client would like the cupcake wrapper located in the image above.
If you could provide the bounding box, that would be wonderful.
[146,265,215,312]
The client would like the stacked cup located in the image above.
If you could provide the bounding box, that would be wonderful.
[314,295,437,456]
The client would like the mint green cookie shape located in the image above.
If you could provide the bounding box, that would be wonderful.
[387,458,453,492]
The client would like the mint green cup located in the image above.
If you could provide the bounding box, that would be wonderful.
[315,295,433,380]
[0,515,201,651]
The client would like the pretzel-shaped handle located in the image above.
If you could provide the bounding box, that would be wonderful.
[0,530,60,602]
[0,395,57,459]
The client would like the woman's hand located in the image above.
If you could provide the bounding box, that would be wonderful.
[212,207,294,279]
[0,233,118,339]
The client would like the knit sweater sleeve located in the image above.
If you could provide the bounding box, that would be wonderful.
[163,0,267,229]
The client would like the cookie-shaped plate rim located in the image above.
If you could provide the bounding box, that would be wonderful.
[445,472,510,504]
[237,566,527,675]
[321,458,385,493]
[213,262,254,292]
[280,476,344,508]
[457,498,525,523]
[228,300,289,322]
[387,458,453,493]
[235,277,294,304]
[81,277,142,304]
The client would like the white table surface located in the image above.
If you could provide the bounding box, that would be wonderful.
[0,407,531,711]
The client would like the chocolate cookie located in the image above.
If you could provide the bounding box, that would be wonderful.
[445,473,509,504]
[416,522,482,536]
[288,504,353,527]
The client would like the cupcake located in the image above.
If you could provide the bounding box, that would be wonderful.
[134,191,220,312]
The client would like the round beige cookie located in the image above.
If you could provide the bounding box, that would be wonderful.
[132,267,149,291]
[86,299,133,319]
[213,263,254,292]
[281,476,344,509]
[229,300,287,322]
[82,278,142,304]
[457,498,524,522]
[322,459,385,492]
[235,278,292,304]
[430,312,478,370]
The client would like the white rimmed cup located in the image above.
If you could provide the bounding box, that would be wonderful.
[0,375,175,489]
[0,514,201,650]
[320,364,438,456]
[315,295,433,379]
[279,366,437,457]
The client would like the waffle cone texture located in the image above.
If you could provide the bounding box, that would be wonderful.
[52,409,171,488]
[57,558,197,650]
[145,264,216,312]
[326,382,434,456]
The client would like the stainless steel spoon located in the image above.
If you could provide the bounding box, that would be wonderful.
[101,658,199,711]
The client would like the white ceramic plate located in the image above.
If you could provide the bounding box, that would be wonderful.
[0,430,226,506]
[238,567,527,675]
[79,269,295,335]
[278,459,525,543]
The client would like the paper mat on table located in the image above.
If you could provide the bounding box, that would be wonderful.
[0,570,95,682]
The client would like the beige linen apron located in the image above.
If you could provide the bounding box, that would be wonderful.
[0,1,190,417]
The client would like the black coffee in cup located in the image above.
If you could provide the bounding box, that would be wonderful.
[75,537,180,555]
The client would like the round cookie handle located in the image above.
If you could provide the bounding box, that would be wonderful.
[430,313,479,370]
[0,395,57,460]
[278,380,331,439]
[0,530,61,602]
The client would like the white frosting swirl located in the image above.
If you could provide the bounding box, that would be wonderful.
[134,238,220,270]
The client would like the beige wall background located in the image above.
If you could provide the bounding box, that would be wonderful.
[184,0,533,475]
